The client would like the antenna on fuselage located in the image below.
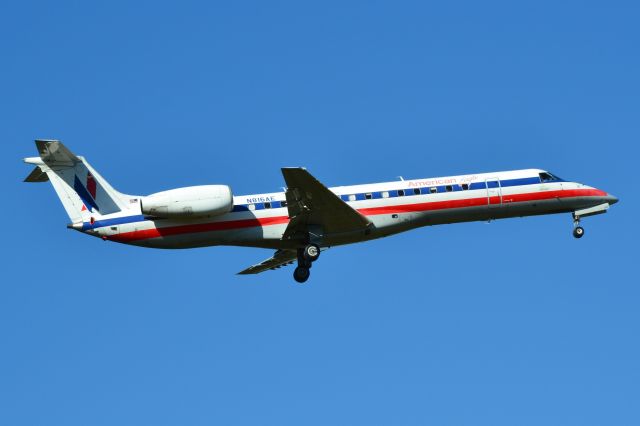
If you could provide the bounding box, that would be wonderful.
[397,176,404,181]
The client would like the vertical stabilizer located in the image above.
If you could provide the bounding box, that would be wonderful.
[24,140,136,223]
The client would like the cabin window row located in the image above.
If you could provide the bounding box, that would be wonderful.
[238,200,288,212]
[233,175,550,212]
[341,183,472,202]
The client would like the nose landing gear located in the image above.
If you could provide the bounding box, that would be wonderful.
[572,216,585,239]
[573,225,585,239]
[571,202,613,239]
[293,244,321,284]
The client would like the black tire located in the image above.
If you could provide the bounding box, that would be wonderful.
[293,266,310,283]
[573,226,585,239]
[303,244,320,262]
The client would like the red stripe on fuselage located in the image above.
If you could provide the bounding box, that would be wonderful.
[358,188,606,215]
[109,188,607,242]
[109,216,290,243]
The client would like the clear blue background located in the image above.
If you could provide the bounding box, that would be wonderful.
[2,1,638,425]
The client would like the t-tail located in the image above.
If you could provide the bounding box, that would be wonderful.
[24,140,138,227]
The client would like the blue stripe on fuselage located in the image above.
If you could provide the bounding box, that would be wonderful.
[82,215,146,231]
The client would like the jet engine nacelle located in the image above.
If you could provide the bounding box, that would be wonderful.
[141,185,233,218]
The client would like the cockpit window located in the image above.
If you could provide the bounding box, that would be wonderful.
[539,172,562,183]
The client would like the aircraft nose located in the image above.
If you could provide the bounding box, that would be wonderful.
[605,193,619,205]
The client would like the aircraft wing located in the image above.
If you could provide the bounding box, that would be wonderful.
[237,249,297,275]
[281,167,371,240]
[239,168,369,276]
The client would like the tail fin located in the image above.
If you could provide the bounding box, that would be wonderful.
[24,140,135,223]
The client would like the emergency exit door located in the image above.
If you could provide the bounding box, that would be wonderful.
[485,178,502,208]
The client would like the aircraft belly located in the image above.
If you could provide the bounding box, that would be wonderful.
[362,196,574,239]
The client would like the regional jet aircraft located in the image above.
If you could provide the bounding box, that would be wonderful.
[24,140,618,283]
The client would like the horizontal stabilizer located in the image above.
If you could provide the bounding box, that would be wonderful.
[35,140,80,167]
[24,166,49,182]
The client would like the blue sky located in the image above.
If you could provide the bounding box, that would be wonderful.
[2,1,638,424]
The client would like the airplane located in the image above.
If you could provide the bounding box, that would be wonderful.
[24,140,618,283]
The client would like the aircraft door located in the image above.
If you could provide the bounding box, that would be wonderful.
[485,178,502,208]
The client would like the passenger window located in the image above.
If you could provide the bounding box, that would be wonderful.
[281,201,288,207]
[430,187,437,194]
[382,191,389,198]
[461,183,469,190]
[365,193,372,200]
[397,189,405,196]
[264,202,271,209]
[348,194,356,201]
[445,185,453,192]
[413,188,420,195]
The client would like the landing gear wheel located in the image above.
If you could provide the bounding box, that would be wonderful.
[303,244,320,262]
[299,259,312,269]
[293,266,310,283]
[573,226,585,239]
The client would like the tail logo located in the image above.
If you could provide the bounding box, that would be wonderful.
[74,173,100,213]
[87,172,97,199]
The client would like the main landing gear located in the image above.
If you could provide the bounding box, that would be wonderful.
[293,244,320,284]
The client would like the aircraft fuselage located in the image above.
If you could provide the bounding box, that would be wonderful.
[80,168,617,250]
